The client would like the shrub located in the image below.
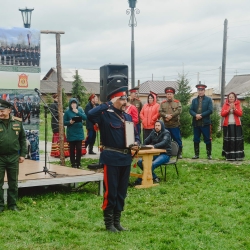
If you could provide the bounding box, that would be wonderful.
[211,105,221,138]
[242,105,250,143]
[180,105,192,138]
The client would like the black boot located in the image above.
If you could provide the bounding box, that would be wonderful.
[178,147,183,159]
[192,142,200,159]
[206,143,212,160]
[114,210,127,231]
[89,144,96,155]
[103,210,119,233]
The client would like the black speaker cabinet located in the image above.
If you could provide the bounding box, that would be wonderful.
[100,64,128,102]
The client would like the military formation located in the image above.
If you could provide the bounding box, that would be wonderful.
[9,95,40,124]
[0,45,40,67]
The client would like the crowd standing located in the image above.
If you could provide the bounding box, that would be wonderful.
[0,82,247,228]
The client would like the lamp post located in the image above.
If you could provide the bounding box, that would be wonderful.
[127,0,140,89]
[19,7,34,28]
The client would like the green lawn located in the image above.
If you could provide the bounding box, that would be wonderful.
[25,114,250,249]
[0,159,249,249]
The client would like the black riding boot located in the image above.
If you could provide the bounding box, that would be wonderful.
[89,144,96,155]
[114,210,127,231]
[192,142,200,159]
[178,147,183,159]
[206,143,212,160]
[103,210,119,233]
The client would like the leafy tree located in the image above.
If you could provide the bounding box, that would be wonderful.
[175,73,192,106]
[71,73,88,108]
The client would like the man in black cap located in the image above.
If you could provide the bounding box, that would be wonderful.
[189,84,213,159]
[88,86,140,233]
[159,87,183,158]
[0,99,27,212]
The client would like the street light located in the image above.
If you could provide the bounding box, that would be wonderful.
[19,7,34,28]
[127,0,140,89]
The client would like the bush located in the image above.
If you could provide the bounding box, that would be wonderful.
[242,105,250,143]
[211,105,221,138]
[180,105,192,138]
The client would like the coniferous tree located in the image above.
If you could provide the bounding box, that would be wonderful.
[175,73,192,105]
[62,88,68,110]
[175,73,193,138]
[71,73,88,108]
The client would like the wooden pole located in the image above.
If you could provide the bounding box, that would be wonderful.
[41,30,65,165]
[55,33,65,165]
[220,19,228,107]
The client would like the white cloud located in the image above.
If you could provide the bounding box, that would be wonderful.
[1,0,250,88]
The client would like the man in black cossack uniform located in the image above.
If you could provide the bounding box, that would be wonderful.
[88,86,140,232]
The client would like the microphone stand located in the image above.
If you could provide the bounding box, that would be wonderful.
[26,93,57,178]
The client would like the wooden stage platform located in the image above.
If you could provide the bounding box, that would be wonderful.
[3,160,103,203]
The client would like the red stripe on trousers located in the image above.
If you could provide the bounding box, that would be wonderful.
[102,164,109,210]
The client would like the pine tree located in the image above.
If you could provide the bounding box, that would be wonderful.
[71,72,88,108]
[175,73,192,106]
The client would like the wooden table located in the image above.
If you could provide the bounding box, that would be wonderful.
[131,148,166,188]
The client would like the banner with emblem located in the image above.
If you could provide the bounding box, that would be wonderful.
[0,27,40,89]
[0,27,40,160]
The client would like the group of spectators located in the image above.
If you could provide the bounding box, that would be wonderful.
[0,84,245,234]
[0,45,40,67]
[127,84,244,162]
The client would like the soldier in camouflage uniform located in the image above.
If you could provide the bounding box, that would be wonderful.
[159,87,183,158]
[0,99,27,212]
[129,87,142,135]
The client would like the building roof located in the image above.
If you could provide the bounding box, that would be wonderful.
[139,80,178,95]
[225,74,250,96]
[42,67,100,83]
[40,80,100,94]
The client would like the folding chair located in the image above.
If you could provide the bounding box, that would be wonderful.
[160,141,179,181]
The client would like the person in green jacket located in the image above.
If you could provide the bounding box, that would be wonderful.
[0,99,27,212]
[64,98,87,168]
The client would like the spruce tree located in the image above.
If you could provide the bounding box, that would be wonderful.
[175,73,193,138]
[175,73,192,105]
[71,73,88,108]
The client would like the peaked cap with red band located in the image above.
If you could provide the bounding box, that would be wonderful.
[129,87,139,93]
[195,84,207,89]
[107,86,128,100]
[165,87,175,94]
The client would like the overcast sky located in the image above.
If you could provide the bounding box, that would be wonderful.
[1,0,250,89]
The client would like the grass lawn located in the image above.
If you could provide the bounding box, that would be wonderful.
[0,159,249,249]
[23,113,250,249]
